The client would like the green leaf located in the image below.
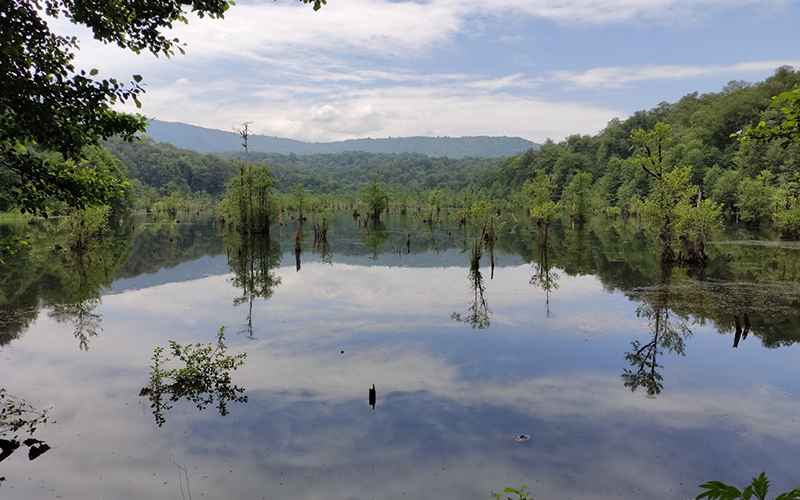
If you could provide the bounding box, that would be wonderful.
[696,481,743,500]
[750,472,769,500]
[776,489,800,500]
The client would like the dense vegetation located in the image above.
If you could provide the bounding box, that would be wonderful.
[105,137,502,196]
[482,68,800,230]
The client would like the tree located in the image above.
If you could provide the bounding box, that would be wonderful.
[561,171,593,223]
[361,181,389,223]
[741,87,800,147]
[673,198,723,263]
[218,164,274,234]
[631,123,711,263]
[1,0,324,215]
[772,173,800,238]
[293,184,307,220]
[523,171,559,229]
[736,171,775,225]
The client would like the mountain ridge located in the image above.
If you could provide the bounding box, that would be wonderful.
[146,119,537,158]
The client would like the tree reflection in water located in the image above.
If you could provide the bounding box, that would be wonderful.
[139,328,248,427]
[529,227,559,318]
[451,239,490,329]
[623,270,693,396]
[225,231,282,338]
[49,298,102,351]
[0,388,51,465]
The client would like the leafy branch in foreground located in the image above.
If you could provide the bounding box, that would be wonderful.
[697,472,800,500]
[492,485,533,500]
[139,327,247,427]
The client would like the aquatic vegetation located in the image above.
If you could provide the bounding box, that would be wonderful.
[697,472,800,500]
[361,181,389,223]
[139,328,248,427]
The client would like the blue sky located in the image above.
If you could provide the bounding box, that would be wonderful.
[63,0,800,142]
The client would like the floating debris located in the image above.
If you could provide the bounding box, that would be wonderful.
[514,434,531,443]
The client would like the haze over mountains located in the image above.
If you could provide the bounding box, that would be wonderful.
[146,119,538,158]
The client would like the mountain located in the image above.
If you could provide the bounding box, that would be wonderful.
[146,119,537,158]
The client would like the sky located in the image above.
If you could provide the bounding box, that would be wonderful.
[58,0,800,143]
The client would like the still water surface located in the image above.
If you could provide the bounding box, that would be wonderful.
[1,215,800,499]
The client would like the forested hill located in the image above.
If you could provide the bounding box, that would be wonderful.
[146,119,537,158]
[105,138,503,195]
[481,67,800,205]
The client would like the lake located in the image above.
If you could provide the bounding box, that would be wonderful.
[2,213,800,499]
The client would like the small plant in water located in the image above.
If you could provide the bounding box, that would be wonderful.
[492,485,533,500]
[140,327,248,427]
[697,472,800,500]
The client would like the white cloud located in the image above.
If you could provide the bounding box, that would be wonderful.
[554,60,800,88]
[58,0,775,66]
[462,0,772,24]
[122,78,621,141]
[43,0,791,142]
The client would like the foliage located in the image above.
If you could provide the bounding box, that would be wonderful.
[523,172,559,226]
[561,171,593,222]
[218,164,275,233]
[492,485,533,500]
[105,138,505,196]
[674,198,723,260]
[361,181,389,221]
[736,171,775,224]
[57,205,111,251]
[480,67,800,233]
[697,472,800,500]
[140,327,247,427]
[741,87,800,147]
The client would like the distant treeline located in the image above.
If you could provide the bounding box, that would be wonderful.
[105,138,501,196]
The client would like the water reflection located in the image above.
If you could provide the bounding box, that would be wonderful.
[49,299,102,351]
[0,219,222,348]
[224,231,282,337]
[139,328,248,427]
[362,222,389,259]
[2,214,800,498]
[529,229,559,317]
[0,389,51,464]
[451,240,490,329]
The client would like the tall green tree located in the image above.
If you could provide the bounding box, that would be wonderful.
[561,171,593,223]
[361,181,389,223]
